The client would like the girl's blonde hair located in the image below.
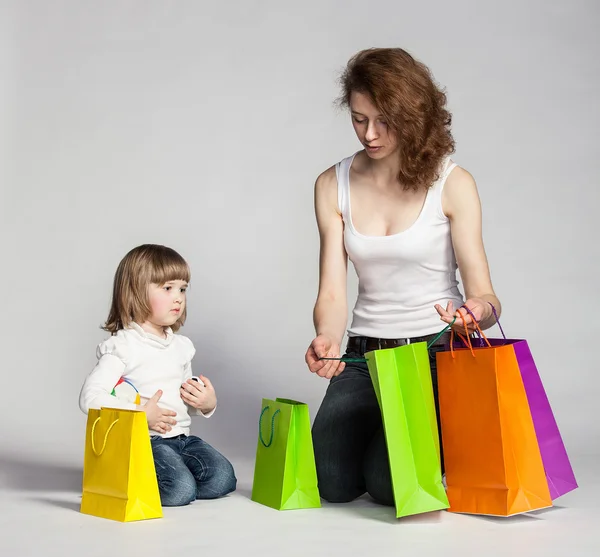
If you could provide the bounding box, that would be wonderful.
[103,244,191,334]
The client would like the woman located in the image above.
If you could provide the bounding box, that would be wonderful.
[305,48,501,505]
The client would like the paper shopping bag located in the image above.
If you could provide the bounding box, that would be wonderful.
[365,343,449,518]
[251,398,321,510]
[462,334,578,500]
[81,408,162,522]
[437,337,553,516]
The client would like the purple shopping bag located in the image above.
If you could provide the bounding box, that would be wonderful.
[458,305,578,500]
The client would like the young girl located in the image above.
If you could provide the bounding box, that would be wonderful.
[79,244,236,506]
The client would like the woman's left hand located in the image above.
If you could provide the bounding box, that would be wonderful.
[435,298,489,334]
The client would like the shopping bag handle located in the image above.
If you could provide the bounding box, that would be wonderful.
[450,312,472,358]
[487,302,506,339]
[449,310,493,358]
[426,317,457,349]
[460,303,506,347]
[258,406,280,448]
[91,417,120,456]
[428,315,475,356]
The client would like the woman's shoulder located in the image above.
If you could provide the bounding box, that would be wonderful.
[315,151,360,193]
[316,151,362,184]
[443,161,477,193]
[441,161,480,217]
[314,166,341,219]
[315,164,337,187]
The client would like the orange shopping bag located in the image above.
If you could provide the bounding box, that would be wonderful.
[436,319,552,516]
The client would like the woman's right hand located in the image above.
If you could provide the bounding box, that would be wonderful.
[139,390,177,434]
[305,334,345,379]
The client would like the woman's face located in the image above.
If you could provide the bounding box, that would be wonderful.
[349,91,398,159]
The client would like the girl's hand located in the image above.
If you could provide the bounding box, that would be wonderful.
[180,375,217,415]
[305,334,345,379]
[140,390,177,434]
[434,298,490,334]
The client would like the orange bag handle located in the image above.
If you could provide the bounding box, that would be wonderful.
[449,309,491,358]
[450,312,472,358]
[91,417,120,456]
[461,304,495,348]
[467,310,491,347]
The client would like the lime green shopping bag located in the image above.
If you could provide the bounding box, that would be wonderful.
[251,398,321,510]
[366,343,449,517]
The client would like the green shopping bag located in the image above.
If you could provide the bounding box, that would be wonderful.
[251,398,321,510]
[366,343,449,517]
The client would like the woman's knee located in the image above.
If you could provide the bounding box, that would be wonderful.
[319,479,363,503]
[314,458,365,503]
[363,459,394,506]
[364,431,394,506]
[365,478,394,507]
[312,421,368,503]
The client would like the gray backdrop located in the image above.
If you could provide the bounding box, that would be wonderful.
[1,0,598,467]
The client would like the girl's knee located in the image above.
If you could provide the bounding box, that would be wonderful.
[159,475,197,507]
[152,445,197,506]
[201,457,237,498]
[214,458,237,496]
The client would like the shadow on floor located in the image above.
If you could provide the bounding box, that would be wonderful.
[33,496,81,512]
[321,495,444,525]
[527,505,567,516]
[465,512,542,523]
[0,455,82,493]
[235,484,253,500]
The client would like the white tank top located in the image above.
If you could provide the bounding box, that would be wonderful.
[337,152,464,339]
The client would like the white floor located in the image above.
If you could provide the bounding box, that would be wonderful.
[1,454,598,557]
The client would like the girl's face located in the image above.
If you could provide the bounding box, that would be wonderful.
[350,91,399,159]
[147,279,188,328]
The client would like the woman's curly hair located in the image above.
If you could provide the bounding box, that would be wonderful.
[338,48,455,191]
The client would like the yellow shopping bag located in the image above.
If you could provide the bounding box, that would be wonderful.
[80,408,163,522]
